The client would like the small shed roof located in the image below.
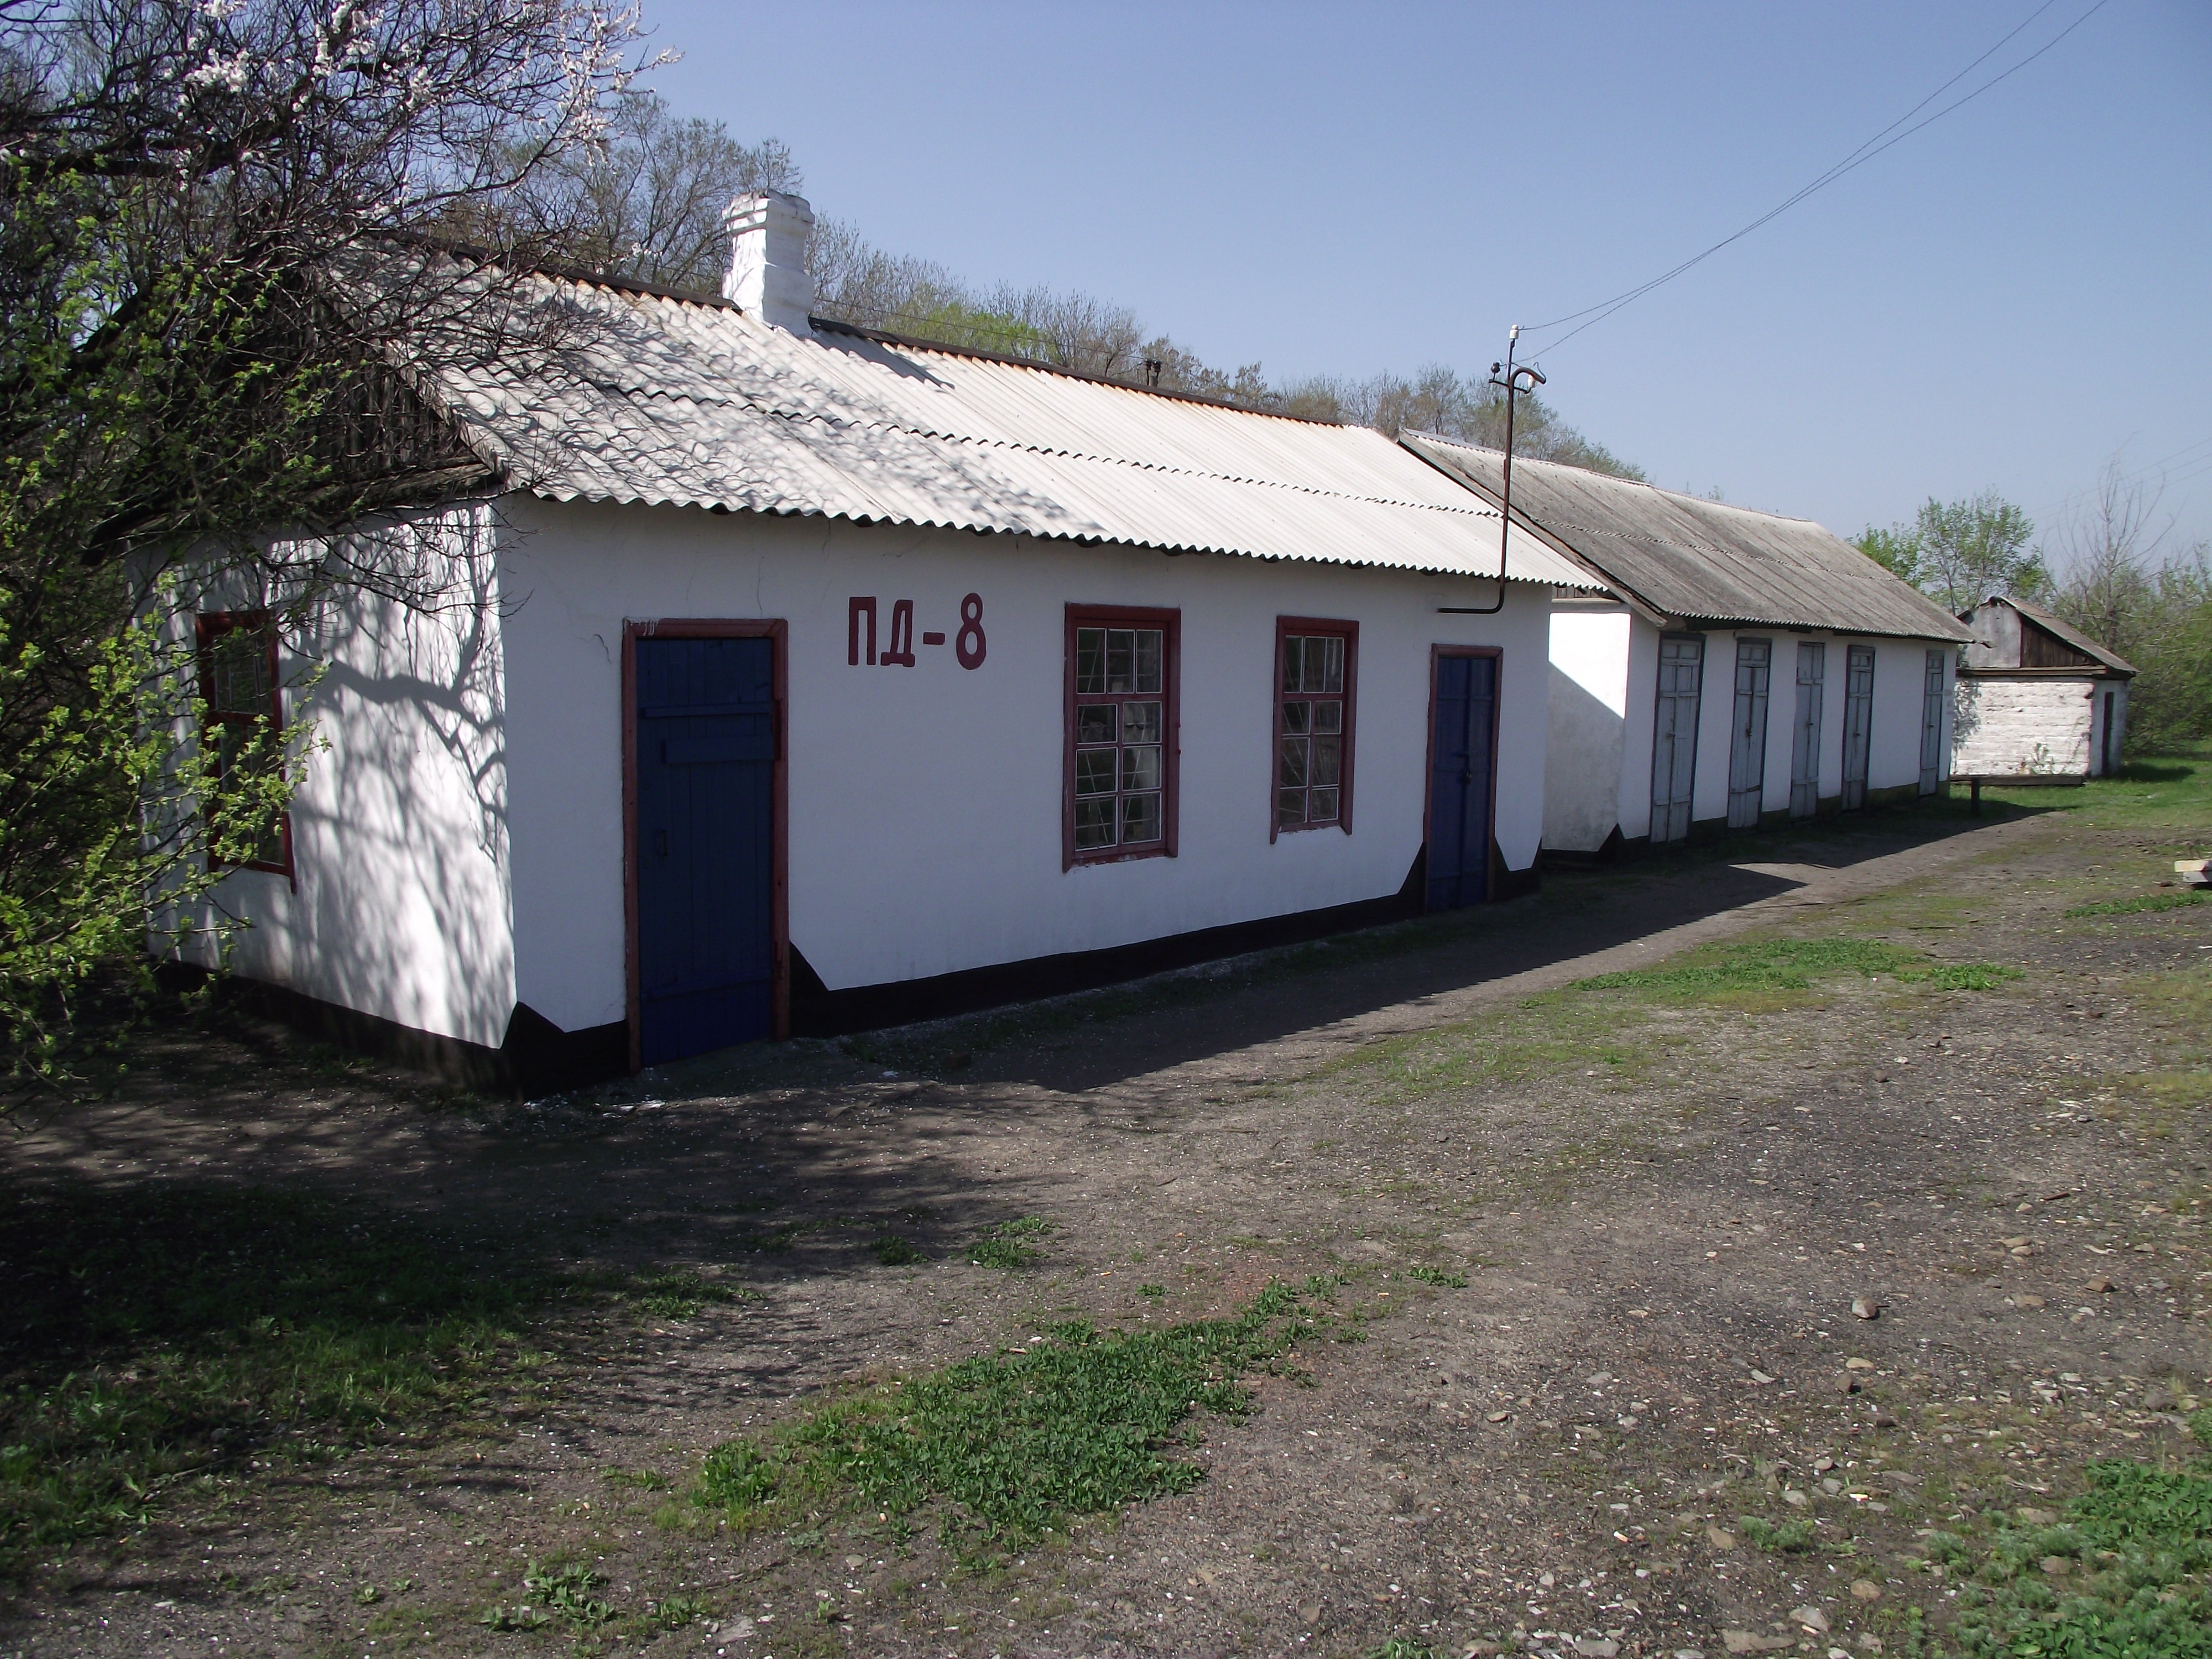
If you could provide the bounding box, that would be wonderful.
[1965,593,2137,676]
[1399,432,1969,641]
[418,263,1606,591]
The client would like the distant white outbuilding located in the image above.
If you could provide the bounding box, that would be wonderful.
[1400,436,1974,859]
[168,192,1611,1089]
[1952,593,2135,782]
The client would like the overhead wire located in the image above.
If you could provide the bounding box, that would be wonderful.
[2031,434,2212,526]
[1519,0,2115,362]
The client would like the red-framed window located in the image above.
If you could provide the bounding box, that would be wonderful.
[1274,617,1357,838]
[1064,605,1179,867]
[196,611,293,876]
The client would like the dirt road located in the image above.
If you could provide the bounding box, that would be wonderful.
[4,794,2208,1659]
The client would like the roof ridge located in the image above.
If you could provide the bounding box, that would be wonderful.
[1402,428,1820,525]
[810,316,1347,424]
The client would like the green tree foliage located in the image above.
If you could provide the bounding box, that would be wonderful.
[1851,491,2048,611]
[804,223,1641,477]
[0,0,648,1089]
[2047,464,2212,753]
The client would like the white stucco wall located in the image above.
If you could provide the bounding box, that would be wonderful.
[1554,620,1957,845]
[1545,604,1633,853]
[172,506,518,1048]
[1953,675,2100,778]
[1685,631,1950,823]
[497,497,1553,1034]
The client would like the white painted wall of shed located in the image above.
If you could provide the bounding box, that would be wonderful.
[1953,675,2100,778]
[1550,616,1956,847]
[1618,619,1661,842]
[175,508,518,1047]
[1688,630,1948,822]
[498,497,1551,1034]
[1544,605,1632,853]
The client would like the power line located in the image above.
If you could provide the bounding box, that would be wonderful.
[1520,0,2114,361]
[2032,435,2212,525]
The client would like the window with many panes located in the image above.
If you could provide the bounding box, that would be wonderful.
[1065,606,1177,865]
[197,611,292,875]
[1275,619,1356,837]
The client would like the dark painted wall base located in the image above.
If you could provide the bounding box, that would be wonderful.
[1538,826,1627,869]
[155,963,627,1096]
[163,845,1547,1081]
[1566,780,1950,861]
[790,847,1537,1039]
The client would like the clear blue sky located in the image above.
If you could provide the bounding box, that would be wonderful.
[638,0,2210,559]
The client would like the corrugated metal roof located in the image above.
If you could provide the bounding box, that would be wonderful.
[1401,432,1970,641]
[1971,593,2137,676]
[423,268,1608,591]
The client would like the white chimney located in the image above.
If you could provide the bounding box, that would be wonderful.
[723,191,815,335]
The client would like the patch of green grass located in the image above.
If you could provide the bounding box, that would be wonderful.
[1948,1456,2212,1659]
[874,1234,925,1266]
[1319,990,1662,1107]
[0,1180,575,1581]
[1958,746,2212,838]
[627,1270,742,1320]
[1138,1283,1165,1298]
[689,1279,1329,1548]
[1910,962,2026,992]
[1739,1514,1814,1552]
[1406,1266,1468,1289]
[603,1468,670,1491]
[1569,936,2020,1004]
[0,1182,706,1579]
[1370,1640,1451,1659]
[967,1215,1056,1271]
[2066,891,2211,918]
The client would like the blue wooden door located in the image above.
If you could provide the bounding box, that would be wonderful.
[635,637,776,1065]
[1427,653,1498,911]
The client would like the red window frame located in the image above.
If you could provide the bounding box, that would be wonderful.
[1063,604,1180,869]
[195,610,293,878]
[1272,616,1358,841]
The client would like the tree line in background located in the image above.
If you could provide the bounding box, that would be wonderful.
[526,96,1642,477]
[1854,468,2212,752]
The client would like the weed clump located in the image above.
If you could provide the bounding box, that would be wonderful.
[522,1559,613,1626]
[690,1279,1331,1546]
[1739,1514,1814,1552]
[874,1234,924,1266]
[2066,891,2209,918]
[628,1270,740,1319]
[967,1214,1055,1270]
[1407,1266,1469,1289]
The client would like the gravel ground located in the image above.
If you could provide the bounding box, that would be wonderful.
[2,800,2207,1659]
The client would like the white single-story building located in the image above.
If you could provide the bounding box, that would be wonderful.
[1397,436,1973,858]
[1952,593,2134,781]
[169,192,1610,1088]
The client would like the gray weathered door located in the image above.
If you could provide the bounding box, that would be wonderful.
[1726,638,1772,830]
[1648,634,1703,844]
[1789,641,1825,818]
[1841,644,1875,809]
[1919,649,1945,795]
